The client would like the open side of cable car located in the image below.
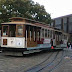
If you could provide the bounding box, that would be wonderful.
[1,17,69,55]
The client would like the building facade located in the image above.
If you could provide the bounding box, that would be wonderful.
[51,14,72,42]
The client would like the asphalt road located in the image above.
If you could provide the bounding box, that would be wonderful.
[0,48,72,72]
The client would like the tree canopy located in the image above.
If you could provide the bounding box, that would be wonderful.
[0,0,51,26]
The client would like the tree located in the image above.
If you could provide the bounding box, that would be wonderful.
[0,0,51,27]
[32,3,51,24]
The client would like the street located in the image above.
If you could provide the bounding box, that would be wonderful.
[0,48,72,72]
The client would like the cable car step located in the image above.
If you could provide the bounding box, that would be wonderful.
[23,50,42,54]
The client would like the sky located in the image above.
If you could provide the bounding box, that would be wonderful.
[33,0,72,19]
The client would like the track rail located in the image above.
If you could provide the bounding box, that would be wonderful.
[36,51,60,72]
[24,51,60,72]
[23,52,54,72]
[47,50,64,72]
[50,49,72,72]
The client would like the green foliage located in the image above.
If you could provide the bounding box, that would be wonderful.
[0,0,52,27]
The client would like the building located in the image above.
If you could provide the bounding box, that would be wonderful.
[51,14,72,42]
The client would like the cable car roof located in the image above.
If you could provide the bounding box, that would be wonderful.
[1,17,70,35]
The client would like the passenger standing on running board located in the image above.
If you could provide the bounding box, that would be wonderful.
[60,40,63,44]
[51,39,53,46]
[69,41,72,49]
[71,42,72,49]
[67,42,70,48]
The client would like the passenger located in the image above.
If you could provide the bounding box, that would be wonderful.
[60,40,63,44]
[70,42,72,49]
[68,42,70,48]
[71,43,72,49]
[69,41,72,49]
[67,42,70,48]
[51,39,53,46]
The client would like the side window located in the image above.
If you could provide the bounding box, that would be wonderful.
[26,26,29,38]
[42,29,44,38]
[64,35,67,39]
[63,35,64,39]
[30,26,32,38]
[37,32,39,40]
[50,30,52,38]
[53,31,55,39]
[62,34,64,39]
[59,35,61,41]
[48,30,50,38]
[9,25,16,37]
[45,29,47,38]
[57,35,58,41]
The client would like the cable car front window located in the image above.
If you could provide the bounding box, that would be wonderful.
[9,25,16,37]
[17,25,23,36]
[3,26,8,36]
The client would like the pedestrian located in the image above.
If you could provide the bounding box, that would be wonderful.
[51,39,53,46]
[71,43,72,49]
